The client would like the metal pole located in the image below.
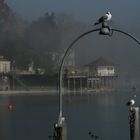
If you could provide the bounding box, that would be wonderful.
[129,107,139,140]
[58,28,100,124]
[55,28,101,140]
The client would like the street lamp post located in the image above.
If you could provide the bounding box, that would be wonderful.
[58,27,101,121]
[53,21,140,140]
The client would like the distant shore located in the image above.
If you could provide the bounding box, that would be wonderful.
[0,90,59,96]
[0,88,117,96]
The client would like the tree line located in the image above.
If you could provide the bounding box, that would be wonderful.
[0,11,86,75]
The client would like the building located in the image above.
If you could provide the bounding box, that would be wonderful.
[0,56,11,73]
[0,56,11,90]
[87,56,118,77]
[86,57,119,89]
[64,56,119,92]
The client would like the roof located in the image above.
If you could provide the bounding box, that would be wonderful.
[87,57,115,67]
[0,56,10,61]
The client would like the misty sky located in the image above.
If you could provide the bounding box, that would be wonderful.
[6,0,140,29]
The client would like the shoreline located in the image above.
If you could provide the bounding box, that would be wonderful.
[0,88,116,96]
[0,90,59,96]
[0,88,134,96]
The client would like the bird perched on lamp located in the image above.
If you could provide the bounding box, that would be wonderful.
[94,11,112,25]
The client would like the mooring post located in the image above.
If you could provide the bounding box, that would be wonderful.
[129,106,139,140]
[53,117,67,140]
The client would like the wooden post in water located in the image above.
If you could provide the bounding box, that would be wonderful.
[53,117,67,140]
[129,106,139,140]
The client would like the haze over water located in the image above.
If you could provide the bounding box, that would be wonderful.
[0,90,139,140]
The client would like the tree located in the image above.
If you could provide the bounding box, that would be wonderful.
[24,12,61,74]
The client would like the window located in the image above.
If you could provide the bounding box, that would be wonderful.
[107,67,113,70]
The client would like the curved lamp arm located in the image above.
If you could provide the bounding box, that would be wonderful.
[57,26,140,125]
[111,29,140,45]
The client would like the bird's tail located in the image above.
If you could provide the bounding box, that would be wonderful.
[94,21,99,25]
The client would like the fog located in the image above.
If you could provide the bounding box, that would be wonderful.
[1,0,140,87]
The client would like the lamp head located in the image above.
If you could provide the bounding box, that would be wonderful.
[99,27,110,35]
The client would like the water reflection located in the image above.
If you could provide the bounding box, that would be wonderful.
[0,96,11,140]
[0,91,139,140]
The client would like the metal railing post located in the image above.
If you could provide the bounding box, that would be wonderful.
[129,106,139,140]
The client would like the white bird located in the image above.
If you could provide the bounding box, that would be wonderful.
[126,99,135,106]
[94,11,112,25]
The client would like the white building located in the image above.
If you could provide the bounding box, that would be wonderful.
[86,57,119,89]
[97,66,115,76]
[87,57,118,77]
[0,56,11,73]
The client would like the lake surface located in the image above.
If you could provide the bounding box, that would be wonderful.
[0,90,139,140]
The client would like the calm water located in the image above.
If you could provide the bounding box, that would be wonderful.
[0,90,139,140]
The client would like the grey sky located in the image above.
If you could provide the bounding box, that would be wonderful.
[6,0,140,28]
